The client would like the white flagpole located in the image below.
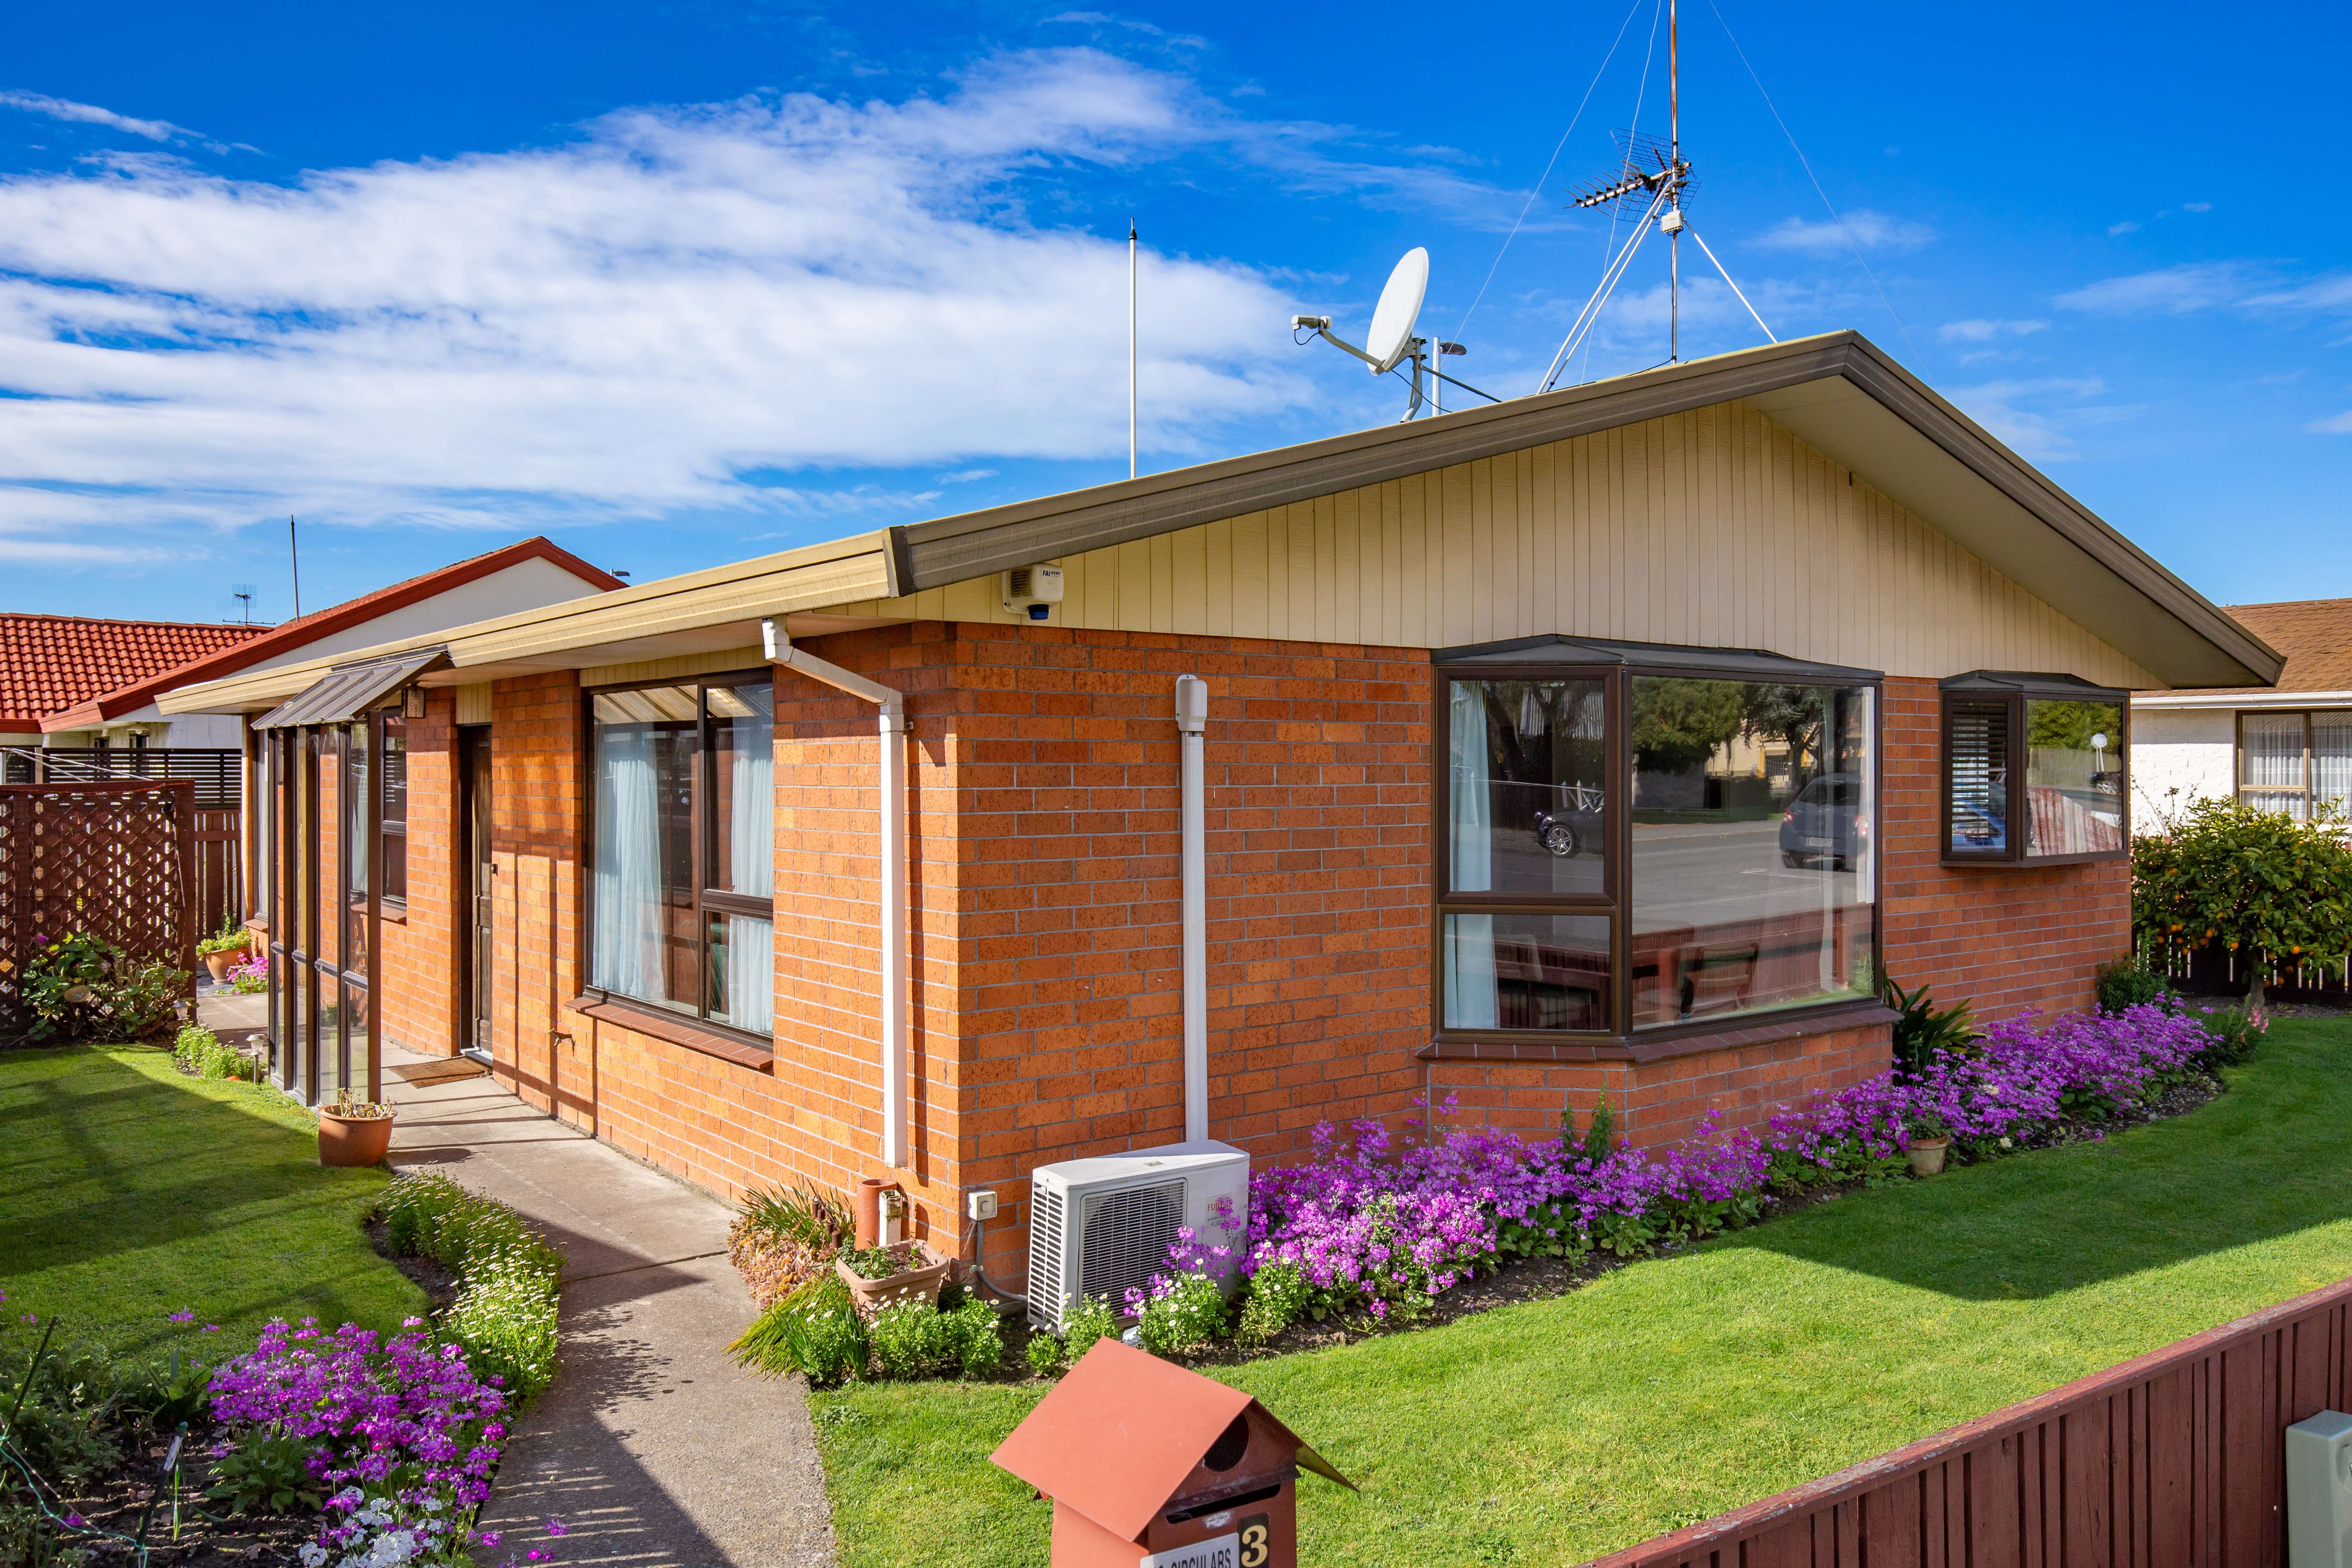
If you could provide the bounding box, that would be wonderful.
[1128,221,1138,479]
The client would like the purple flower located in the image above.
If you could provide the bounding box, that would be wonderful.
[481,1531,502,1548]
[168,1309,195,1322]
[202,1323,220,1332]
[546,1519,569,1537]
[64,1513,84,1528]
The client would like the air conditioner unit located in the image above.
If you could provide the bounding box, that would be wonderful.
[1025,1140,1249,1331]
[1000,563,1064,621]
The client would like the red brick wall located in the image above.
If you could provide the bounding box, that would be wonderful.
[1880,675,2128,1022]
[376,688,460,1057]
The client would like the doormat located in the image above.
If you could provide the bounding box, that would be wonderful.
[391,1059,490,1086]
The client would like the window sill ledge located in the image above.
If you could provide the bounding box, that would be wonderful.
[1938,854,2128,871]
[1419,1000,1899,1065]
[567,994,774,1071]
[346,898,409,926]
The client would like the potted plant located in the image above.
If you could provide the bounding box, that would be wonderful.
[1905,1110,1952,1177]
[318,1086,398,1167]
[834,1238,952,1315]
[198,921,253,984]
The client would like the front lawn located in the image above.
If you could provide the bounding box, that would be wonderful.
[0,1045,427,1354]
[814,1016,2352,1566]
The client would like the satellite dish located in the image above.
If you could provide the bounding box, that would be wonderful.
[1363,248,1428,375]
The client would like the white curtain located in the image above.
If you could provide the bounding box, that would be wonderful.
[1444,683,1498,1028]
[2314,716,2352,817]
[592,726,661,1000]
[725,686,775,1036]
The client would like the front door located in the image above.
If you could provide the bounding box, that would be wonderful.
[459,726,495,1063]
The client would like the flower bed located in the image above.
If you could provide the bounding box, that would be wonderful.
[1105,1001,2257,1356]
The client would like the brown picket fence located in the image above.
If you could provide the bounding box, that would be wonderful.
[0,778,199,1039]
[1587,1274,2352,1568]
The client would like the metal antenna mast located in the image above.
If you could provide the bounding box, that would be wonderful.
[1539,0,1776,392]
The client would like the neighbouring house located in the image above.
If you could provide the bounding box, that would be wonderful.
[2132,597,2352,824]
[160,331,2280,1269]
[1,612,269,755]
[8,538,622,935]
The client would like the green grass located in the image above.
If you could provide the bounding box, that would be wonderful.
[813,1017,2352,1567]
[0,1045,428,1357]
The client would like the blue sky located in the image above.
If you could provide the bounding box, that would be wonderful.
[0,0,2345,625]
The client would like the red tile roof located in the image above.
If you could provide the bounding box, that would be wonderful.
[0,615,267,728]
[2165,598,2352,697]
[37,536,623,732]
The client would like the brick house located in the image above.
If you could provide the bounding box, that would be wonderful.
[164,332,2278,1264]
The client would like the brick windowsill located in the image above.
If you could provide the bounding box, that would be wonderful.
[567,993,775,1071]
[1418,1001,1899,1065]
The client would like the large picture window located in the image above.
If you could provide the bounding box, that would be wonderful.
[1436,637,1879,1041]
[1940,673,2127,864]
[2238,710,2352,821]
[588,675,775,1038]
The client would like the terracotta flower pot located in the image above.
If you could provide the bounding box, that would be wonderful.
[319,1108,396,1167]
[1906,1137,1950,1177]
[835,1240,952,1315]
[203,952,235,983]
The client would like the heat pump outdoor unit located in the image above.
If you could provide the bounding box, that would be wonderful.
[1025,1141,1249,1331]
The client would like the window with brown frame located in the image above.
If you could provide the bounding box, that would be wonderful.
[2236,709,2352,821]
[1435,636,1882,1044]
[585,674,775,1040]
[1939,672,2128,864]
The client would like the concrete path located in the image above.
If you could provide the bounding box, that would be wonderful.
[374,1041,837,1568]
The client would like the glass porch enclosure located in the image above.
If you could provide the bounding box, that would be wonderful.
[254,649,440,1105]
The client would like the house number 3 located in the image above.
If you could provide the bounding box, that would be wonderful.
[1237,1516,1270,1568]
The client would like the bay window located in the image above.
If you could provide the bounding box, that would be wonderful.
[1436,637,1880,1042]
[1940,672,2127,863]
[588,674,775,1038]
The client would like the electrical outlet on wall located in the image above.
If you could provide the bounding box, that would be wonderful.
[965,1189,999,1222]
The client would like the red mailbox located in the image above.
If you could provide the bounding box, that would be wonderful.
[991,1338,1353,1568]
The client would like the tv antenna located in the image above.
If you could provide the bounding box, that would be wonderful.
[228,583,257,625]
[1292,247,1498,421]
[1537,0,1776,393]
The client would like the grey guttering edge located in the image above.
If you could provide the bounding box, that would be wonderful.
[893,330,2283,691]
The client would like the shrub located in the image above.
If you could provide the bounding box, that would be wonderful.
[866,1298,1004,1381]
[173,1023,259,1083]
[21,933,189,1043]
[1234,1262,1310,1346]
[2133,798,2352,1004]
[1884,974,1975,1080]
[1132,1272,1228,1356]
[2095,954,2168,1014]
[0,1321,126,1491]
[1023,1329,1063,1376]
[373,1173,563,1399]
[197,922,253,958]
[731,1275,869,1387]
[206,1429,323,1515]
[729,1182,854,1310]
[2192,998,2269,1071]
[1062,1296,1117,1363]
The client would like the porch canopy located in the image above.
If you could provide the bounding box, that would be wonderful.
[255,648,448,1106]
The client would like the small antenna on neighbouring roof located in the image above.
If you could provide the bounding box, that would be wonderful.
[229,583,257,625]
[288,516,302,619]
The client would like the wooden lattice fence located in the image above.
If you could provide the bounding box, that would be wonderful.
[0,779,199,1041]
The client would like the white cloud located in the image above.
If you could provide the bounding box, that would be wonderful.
[1751,209,1934,255]
[2310,411,2352,435]
[2055,262,2251,316]
[935,468,999,482]
[1937,318,2046,343]
[0,90,196,143]
[0,51,1428,556]
[1948,377,2139,462]
[2107,220,2140,236]
[2183,201,2212,213]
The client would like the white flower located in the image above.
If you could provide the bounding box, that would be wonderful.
[422,1498,443,1513]
[300,1546,330,1568]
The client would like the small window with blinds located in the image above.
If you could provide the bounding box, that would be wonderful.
[1941,674,2129,866]
[2238,710,2352,821]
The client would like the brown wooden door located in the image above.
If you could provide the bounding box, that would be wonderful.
[460,727,495,1060]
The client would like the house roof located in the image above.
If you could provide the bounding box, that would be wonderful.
[48,536,622,731]
[2134,598,2352,708]
[162,331,2282,715]
[0,614,267,728]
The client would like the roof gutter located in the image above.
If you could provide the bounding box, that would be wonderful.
[760,616,912,1170]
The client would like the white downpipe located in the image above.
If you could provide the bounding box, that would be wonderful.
[763,618,912,1169]
[1175,674,1208,1144]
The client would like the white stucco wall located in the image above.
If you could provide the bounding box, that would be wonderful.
[2130,704,2235,827]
